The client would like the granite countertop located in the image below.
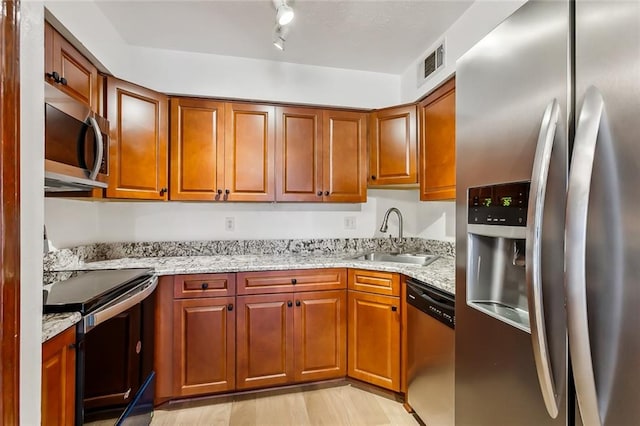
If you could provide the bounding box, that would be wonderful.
[42,251,454,342]
[42,312,82,343]
[68,253,455,294]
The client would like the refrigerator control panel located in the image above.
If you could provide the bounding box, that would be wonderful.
[468,182,530,227]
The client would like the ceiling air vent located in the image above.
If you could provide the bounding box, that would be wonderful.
[417,40,445,87]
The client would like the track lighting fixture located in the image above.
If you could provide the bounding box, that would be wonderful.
[274,0,294,26]
[273,24,289,51]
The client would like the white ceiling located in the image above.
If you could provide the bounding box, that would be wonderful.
[94,0,474,74]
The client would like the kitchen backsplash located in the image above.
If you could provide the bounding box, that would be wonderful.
[43,237,455,273]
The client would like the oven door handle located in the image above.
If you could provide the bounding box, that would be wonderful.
[83,276,157,333]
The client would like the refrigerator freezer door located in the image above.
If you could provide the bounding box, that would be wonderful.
[455,0,569,424]
[571,1,640,425]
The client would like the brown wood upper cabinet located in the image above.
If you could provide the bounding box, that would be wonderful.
[224,103,276,201]
[45,22,99,111]
[169,98,225,201]
[419,77,456,201]
[275,107,367,202]
[275,107,323,202]
[106,77,169,200]
[369,105,418,186]
[169,100,275,202]
[42,327,76,426]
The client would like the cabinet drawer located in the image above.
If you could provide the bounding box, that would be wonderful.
[174,273,236,298]
[348,269,400,296]
[237,268,346,295]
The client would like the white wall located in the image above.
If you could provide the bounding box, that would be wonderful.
[44,1,400,109]
[45,190,455,248]
[20,2,44,425]
[400,0,526,103]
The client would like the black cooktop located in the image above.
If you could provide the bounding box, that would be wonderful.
[43,268,153,315]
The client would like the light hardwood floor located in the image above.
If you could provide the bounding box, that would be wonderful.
[151,383,419,426]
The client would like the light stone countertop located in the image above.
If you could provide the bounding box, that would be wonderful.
[42,312,81,343]
[69,253,455,294]
[42,253,454,342]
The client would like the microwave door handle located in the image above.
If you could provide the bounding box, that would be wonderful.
[86,116,103,181]
[526,98,561,419]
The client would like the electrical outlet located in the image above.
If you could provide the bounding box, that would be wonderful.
[344,216,356,230]
[224,217,235,231]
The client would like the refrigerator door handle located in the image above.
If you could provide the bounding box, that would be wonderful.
[526,98,561,418]
[566,86,605,426]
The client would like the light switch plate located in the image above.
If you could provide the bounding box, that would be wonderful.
[225,217,235,231]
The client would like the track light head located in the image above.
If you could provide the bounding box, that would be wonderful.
[274,0,294,26]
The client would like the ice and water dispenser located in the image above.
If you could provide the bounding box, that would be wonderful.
[466,182,531,333]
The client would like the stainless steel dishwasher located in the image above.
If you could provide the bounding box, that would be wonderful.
[406,277,455,426]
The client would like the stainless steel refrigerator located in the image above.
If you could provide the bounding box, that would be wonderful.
[455,0,640,425]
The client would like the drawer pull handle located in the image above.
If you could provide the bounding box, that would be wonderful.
[201,283,209,290]
[291,278,297,284]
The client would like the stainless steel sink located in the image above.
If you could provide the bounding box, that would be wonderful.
[349,251,439,266]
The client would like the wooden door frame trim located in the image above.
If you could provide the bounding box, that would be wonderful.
[1,0,21,423]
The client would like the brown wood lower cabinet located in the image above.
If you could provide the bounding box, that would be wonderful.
[173,296,235,396]
[294,290,347,382]
[236,290,347,390]
[347,290,401,391]
[42,326,76,426]
[236,293,294,389]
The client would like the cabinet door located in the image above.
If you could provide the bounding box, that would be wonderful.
[322,110,367,202]
[236,293,294,389]
[294,290,347,382]
[420,78,456,201]
[170,98,225,201]
[348,291,401,391]
[173,297,235,396]
[275,107,323,202]
[42,327,76,426]
[45,22,98,111]
[106,77,168,200]
[369,105,417,185]
[224,103,275,201]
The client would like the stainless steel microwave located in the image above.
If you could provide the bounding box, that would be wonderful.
[44,82,109,192]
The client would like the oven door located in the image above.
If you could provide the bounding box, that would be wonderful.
[77,277,157,425]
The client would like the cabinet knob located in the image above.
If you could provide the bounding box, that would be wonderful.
[159,187,168,195]
[201,282,209,290]
[60,77,67,86]
[225,189,230,195]
[295,300,301,307]
[317,191,323,196]
[371,175,377,180]
[324,191,329,196]
[227,303,234,311]
[217,189,223,195]
[391,306,398,312]
[291,278,297,285]
[45,71,61,83]
[287,301,293,308]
